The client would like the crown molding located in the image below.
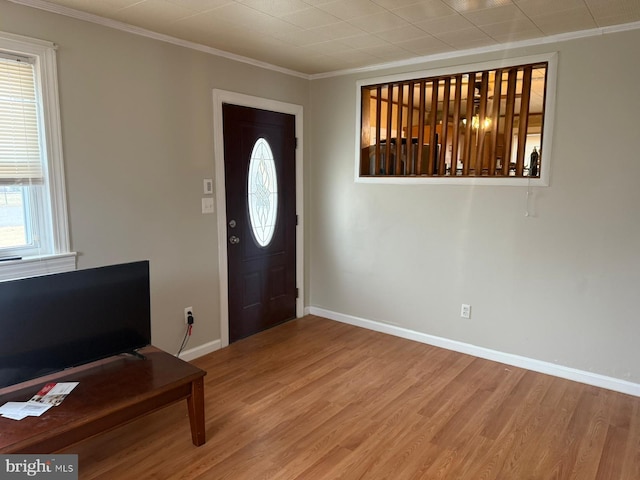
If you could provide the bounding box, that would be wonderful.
[7,0,310,80]
[310,20,640,80]
[7,0,640,81]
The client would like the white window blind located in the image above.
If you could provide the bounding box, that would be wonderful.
[0,54,44,186]
[0,31,74,279]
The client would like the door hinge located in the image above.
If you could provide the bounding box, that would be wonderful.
[295,214,298,226]
[295,288,299,298]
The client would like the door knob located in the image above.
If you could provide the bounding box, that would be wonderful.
[229,235,240,245]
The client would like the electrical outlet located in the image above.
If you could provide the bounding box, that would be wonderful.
[184,306,193,324]
[461,304,471,319]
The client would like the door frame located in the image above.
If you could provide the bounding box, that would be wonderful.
[212,89,304,348]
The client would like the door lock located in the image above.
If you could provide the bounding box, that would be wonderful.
[229,235,240,245]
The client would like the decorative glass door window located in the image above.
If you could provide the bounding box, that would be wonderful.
[247,137,278,247]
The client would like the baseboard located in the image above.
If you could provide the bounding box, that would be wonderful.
[178,339,222,362]
[308,306,640,397]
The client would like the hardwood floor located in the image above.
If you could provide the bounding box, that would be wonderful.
[66,315,640,479]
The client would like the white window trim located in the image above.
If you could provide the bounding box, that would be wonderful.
[0,253,76,281]
[0,31,75,280]
[354,52,558,187]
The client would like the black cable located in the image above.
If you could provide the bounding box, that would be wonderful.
[176,324,190,357]
[177,311,195,357]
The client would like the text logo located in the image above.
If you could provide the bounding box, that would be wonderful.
[1,455,77,479]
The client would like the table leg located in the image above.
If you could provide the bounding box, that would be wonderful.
[187,377,206,446]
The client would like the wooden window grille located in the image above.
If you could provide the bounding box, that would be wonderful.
[359,62,548,179]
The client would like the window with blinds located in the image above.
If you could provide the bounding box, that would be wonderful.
[0,54,42,252]
[0,54,44,186]
[357,55,556,185]
[0,32,70,271]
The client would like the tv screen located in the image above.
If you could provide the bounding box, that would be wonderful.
[0,261,151,389]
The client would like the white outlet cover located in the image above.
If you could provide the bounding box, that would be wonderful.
[202,197,214,214]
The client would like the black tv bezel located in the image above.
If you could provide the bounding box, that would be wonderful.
[0,260,152,389]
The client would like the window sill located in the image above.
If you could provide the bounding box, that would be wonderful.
[0,252,77,282]
[356,175,549,186]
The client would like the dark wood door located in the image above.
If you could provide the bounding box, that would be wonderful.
[223,104,296,343]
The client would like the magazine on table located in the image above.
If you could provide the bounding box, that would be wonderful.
[29,382,79,406]
[0,382,79,420]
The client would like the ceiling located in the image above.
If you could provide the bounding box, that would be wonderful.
[14,0,640,76]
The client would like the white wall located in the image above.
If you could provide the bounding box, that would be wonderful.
[309,29,640,383]
[0,0,309,354]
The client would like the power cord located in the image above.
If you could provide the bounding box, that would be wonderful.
[177,311,194,357]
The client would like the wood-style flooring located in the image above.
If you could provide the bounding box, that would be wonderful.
[65,315,640,479]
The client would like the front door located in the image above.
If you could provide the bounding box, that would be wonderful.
[222,104,297,343]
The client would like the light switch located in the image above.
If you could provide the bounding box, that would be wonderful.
[203,178,213,195]
[201,197,214,214]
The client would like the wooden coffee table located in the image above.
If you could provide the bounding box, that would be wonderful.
[0,346,206,453]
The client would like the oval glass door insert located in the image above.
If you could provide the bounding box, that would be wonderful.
[247,137,278,247]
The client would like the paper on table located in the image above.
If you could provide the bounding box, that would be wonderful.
[29,382,79,406]
[0,402,29,416]
[2,413,29,420]
[0,401,53,420]
[0,381,78,420]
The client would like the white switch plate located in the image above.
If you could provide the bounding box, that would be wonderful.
[203,178,213,195]
[201,197,214,214]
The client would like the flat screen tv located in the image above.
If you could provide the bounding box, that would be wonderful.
[0,260,151,389]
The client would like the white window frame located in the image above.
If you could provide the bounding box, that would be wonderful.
[0,31,75,281]
[355,52,558,186]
